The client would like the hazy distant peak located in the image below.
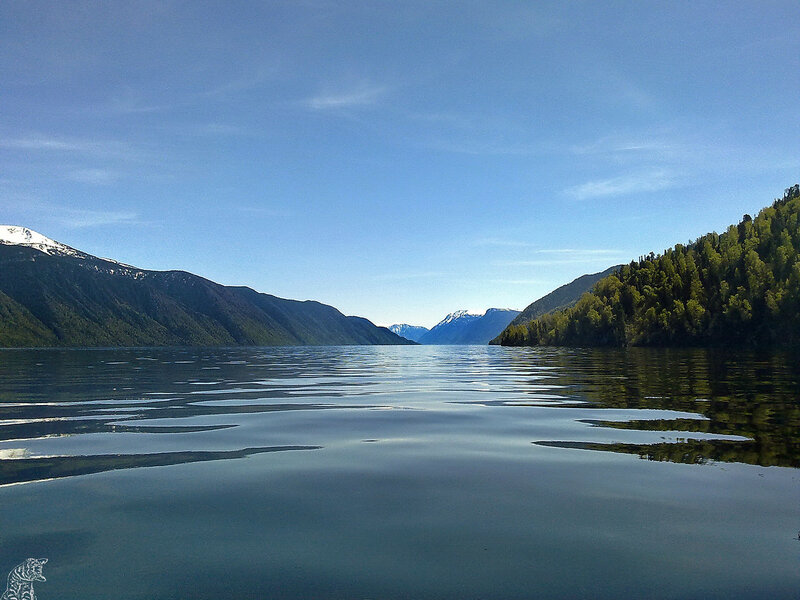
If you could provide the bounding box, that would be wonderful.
[0,225,83,258]
[388,324,429,343]
[437,308,517,327]
[419,307,520,345]
[438,310,481,326]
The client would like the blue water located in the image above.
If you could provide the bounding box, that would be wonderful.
[0,346,797,598]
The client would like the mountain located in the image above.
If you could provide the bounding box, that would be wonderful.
[388,324,429,342]
[503,265,622,330]
[0,226,413,347]
[419,308,519,345]
[495,184,800,348]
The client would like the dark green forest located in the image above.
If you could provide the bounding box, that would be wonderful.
[496,184,800,347]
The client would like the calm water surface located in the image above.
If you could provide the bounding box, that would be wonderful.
[0,346,797,599]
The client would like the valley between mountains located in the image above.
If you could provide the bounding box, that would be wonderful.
[1,185,798,348]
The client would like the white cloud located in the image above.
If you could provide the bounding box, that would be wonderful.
[304,83,387,110]
[0,134,142,161]
[61,209,139,228]
[567,170,674,200]
[573,135,679,158]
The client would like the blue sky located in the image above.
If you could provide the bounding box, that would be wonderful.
[2,1,798,328]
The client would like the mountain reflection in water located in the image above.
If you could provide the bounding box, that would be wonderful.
[0,346,798,486]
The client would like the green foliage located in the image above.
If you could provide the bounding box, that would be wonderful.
[498,184,800,348]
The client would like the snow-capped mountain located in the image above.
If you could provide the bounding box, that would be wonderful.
[0,225,85,258]
[437,309,481,326]
[419,308,519,345]
[0,226,412,347]
[388,324,429,343]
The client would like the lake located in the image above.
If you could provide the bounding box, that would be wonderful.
[0,345,797,599]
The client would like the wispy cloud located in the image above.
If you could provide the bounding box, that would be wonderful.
[477,239,625,255]
[566,170,674,200]
[106,70,275,115]
[303,83,387,110]
[68,168,120,186]
[0,134,143,161]
[496,249,626,267]
[474,239,625,254]
[573,134,679,158]
[584,62,659,113]
[532,248,624,255]
[61,209,140,228]
[0,189,142,229]
[497,257,623,267]
[200,69,275,100]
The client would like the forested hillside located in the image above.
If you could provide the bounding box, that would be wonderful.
[0,244,411,347]
[505,265,620,328]
[496,185,800,347]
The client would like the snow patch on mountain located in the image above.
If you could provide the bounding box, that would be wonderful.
[420,308,520,345]
[388,324,429,343]
[437,309,481,327]
[0,225,84,258]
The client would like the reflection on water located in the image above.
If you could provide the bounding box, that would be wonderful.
[0,446,319,486]
[0,346,797,599]
[521,348,800,467]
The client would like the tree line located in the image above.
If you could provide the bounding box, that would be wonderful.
[497,185,800,347]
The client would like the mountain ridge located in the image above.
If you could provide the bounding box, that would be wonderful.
[388,324,429,342]
[419,308,519,345]
[504,265,622,329]
[0,226,412,348]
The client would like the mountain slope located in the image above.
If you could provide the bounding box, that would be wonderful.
[496,185,800,347]
[0,227,412,347]
[506,265,622,328]
[420,308,519,345]
[388,324,429,342]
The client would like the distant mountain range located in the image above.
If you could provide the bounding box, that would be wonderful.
[0,226,412,347]
[388,324,429,343]
[418,308,519,345]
